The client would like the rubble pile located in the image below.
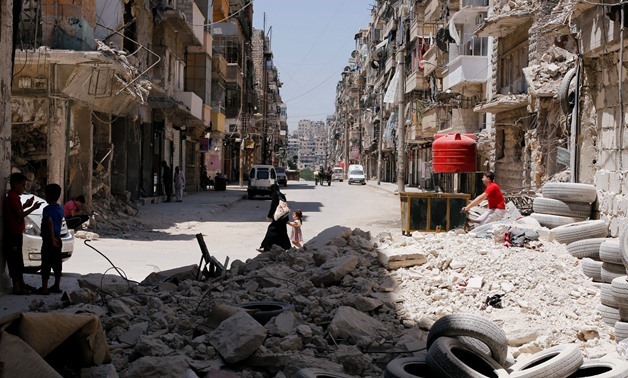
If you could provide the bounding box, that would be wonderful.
[30,227,622,376]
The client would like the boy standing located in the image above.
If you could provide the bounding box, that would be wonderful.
[37,183,64,295]
[3,173,42,295]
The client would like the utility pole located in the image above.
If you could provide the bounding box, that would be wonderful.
[377,91,384,185]
[345,116,350,179]
[396,45,406,193]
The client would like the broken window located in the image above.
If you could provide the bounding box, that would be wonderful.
[496,127,505,160]
[498,41,528,95]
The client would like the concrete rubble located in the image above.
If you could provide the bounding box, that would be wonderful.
[10,225,625,376]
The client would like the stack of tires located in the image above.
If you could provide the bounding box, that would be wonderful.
[568,236,628,343]
[380,313,628,377]
[529,182,596,230]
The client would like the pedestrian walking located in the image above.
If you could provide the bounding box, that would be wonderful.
[256,184,291,252]
[174,166,185,202]
[161,161,173,202]
[289,209,304,248]
[3,173,43,295]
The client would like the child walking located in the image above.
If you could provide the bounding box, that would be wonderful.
[37,184,64,295]
[289,209,304,248]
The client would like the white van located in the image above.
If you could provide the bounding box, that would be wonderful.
[332,167,344,182]
[348,165,366,185]
[247,165,277,199]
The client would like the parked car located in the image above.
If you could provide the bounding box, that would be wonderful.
[21,194,74,272]
[331,167,344,182]
[348,168,366,185]
[247,165,277,199]
[275,167,288,187]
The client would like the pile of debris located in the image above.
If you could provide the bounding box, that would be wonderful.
[5,226,625,377]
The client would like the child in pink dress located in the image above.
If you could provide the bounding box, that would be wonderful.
[289,210,303,248]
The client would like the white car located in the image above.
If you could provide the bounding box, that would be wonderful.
[348,169,366,185]
[247,165,277,199]
[21,194,74,272]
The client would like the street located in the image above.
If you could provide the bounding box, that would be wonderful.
[63,180,401,283]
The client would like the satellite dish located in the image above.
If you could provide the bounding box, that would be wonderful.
[351,50,359,58]
[343,66,351,72]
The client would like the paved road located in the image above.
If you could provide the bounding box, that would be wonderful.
[1,180,413,315]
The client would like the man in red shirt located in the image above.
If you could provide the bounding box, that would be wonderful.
[3,173,43,294]
[463,171,506,225]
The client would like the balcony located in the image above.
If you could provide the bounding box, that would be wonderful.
[405,70,429,92]
[188,31,213,57]
[422,45,446,77]
[203,104,211,128]
[212,55,228,78]
[210,110,226,133]
[425,0,442,21]
[175,91,203,120]
[226,63,243,88]
[160,1,203,46]
[421,106,449,136]
[445,54,488,91]
[213,0,229,22]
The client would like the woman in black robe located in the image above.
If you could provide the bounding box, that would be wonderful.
[257,184,291,252]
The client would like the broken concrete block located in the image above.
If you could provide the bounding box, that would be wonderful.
[330,345,372,376]
[328,306,387,343]
[209,311,267,363]
[312,246,340,266]
[311,255,359,286]
[109,299,134,317]
[118,322,148,345]
[265,311,299,337]
[377,245,428,270]
[279,335,302,351]
[140,265,198,286]
[207,303,245,328]
[78,274,135,293]
[62,288,98,304]
[304,226,352,251]
[343,295,383,312]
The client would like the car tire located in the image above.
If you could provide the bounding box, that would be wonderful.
[620,224,628,268]
[509,344,583,378]
[383,353,430,378]
[426,313,508,365]
[232,301,294,325]
[601,284,619,308]
[567,238,607,259]
[426,337,509,378]
[568,357,628,377]
[529,212,583,229]
[601,263,626,283]
[611,276,628,308]
[600,239,622,264]
[541,182,598,203]
[552,220,608,245]
[599,303,621,326]
[532,197,592,218]
[581,258,603,280]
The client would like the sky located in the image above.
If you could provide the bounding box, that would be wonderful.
[251,1,373,131]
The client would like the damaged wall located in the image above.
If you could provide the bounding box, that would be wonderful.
[1,0,14,291]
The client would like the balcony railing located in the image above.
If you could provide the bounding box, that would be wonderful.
[461,0,488,7]
[449,35,488,60]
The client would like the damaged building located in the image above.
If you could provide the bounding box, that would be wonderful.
[7,0,285,212]
[333,0,628,232]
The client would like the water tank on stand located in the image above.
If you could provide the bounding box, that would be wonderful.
[432,133,477,173]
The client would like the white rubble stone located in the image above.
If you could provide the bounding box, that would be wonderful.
[377,244,428,270]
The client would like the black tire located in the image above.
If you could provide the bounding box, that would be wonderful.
[232,301,294,325]
[581,258,603,281]
[529,212,583,229]
[553,220,608,245]
[426,337,509,378]
[426,313,508,365]
[600,239,622,264]
[384,354,430,378]
[566,357,628,377]
[598,304,621,326]
[601,263,626,284]
[532,197,592,218]
[611,276,628,308]
[542,182,597,204]
[560,67,577,115]
[509,344,583,378]
[567,238,607,259]
[294,368,354,378]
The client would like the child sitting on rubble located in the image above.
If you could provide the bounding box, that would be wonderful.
[37,183,64,295]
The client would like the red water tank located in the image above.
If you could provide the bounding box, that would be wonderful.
[432,133,477,173]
